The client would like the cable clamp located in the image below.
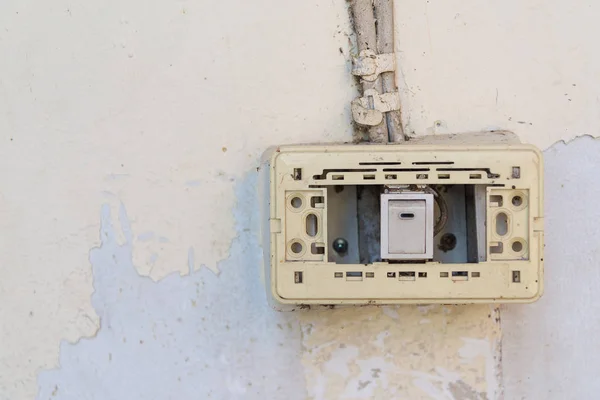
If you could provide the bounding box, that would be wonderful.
[351,89,400,126]
[352,50,396,81]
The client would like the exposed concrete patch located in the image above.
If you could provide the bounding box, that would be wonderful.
[1,1,357,395]
[37,173,307,400]
[299,305,501,399]
[448,380,487,400]
[502,136,600,399]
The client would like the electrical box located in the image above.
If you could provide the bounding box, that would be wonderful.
[259,132,544,307]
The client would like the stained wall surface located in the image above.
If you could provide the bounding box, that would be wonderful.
[0,1,596,399]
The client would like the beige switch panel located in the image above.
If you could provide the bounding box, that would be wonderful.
[259,132,544,307]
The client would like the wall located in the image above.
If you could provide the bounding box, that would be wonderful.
[395,1,600,398]
[0,1,596,399]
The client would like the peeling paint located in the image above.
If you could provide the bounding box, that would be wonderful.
[37,174,307,400]
[299,306,501,399]
[35,170,504,400]
[7,0,600,397]
[502,136,600,399]
[0,1,357,396]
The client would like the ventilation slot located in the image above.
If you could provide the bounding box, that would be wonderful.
[512,271,521,283]
[346,271,363,281]
[313,169,376,180]
[383,168,429,172]
[438,174,450,179]
[512,166,521,179]
[293,168,302,180]
[359,161,401,166]
[385,174,397,180]
[413,161,454,165]
[399,271,416,281]
[363,174,376,180]
[451,271,468,281]
[437,168,500,179]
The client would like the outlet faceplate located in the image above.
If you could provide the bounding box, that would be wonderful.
[259,133,544,307]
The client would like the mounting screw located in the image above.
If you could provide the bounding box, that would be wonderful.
[332,238,348,254]
[438,233,457,252]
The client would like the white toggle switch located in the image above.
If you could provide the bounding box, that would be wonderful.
[381,193,434,260]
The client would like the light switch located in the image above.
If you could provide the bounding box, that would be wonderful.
[388,200,426,254]
[380,193,434,260]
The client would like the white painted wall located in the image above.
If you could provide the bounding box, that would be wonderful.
[0,0,597,399]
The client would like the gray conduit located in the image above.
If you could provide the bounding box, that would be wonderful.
[374,0,405,142]
[349,0,406,143]
[349,0,389,143]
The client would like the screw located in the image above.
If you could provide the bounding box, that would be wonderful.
[332,238,348,254]
[438,233,457,253]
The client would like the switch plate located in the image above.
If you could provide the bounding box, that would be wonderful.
[381,194,434,259]
[259,131,544,307]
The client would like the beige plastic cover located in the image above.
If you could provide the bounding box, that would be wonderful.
[259,133,543,306]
